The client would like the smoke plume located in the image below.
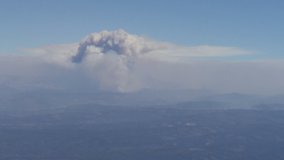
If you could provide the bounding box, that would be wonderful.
[1,29,283,94]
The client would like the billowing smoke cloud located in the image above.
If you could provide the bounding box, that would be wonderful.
[72,29,173,63]
[68,29,176,91]
[1,29,284,94]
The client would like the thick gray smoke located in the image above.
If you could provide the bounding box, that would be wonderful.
[72,29,172,65]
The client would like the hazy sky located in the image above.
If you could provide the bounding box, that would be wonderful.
[1,0,283,58]
[1,0,284,95]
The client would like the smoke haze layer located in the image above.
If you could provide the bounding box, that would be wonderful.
[1,30,284,94]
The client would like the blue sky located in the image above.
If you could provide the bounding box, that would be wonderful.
[1,0,284,59]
